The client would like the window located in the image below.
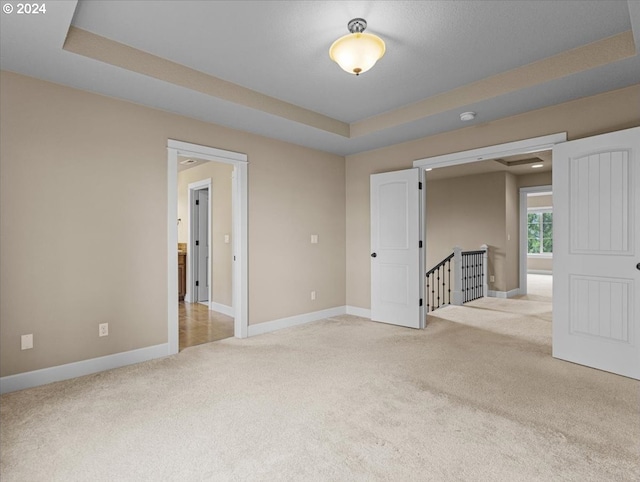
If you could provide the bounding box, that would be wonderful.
[528,209,552,255]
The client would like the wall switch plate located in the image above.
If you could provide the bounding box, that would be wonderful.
[99,323,109,337]
[490,275,495,282]
[224,234,230,244]
[311,234,318,244]
[311,290,316,300]
[21,334,33,350]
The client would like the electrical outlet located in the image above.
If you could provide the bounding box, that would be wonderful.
[224,234,230,244]
[21,334,33,350]
[490,275,495,283]
[311,290,316,300]
[311,234,318,244]
[99,323,109,337]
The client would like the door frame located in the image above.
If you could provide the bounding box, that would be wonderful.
[519,185,552,295]
[167,139,248,354]
[186,180,212,305]
[413,132,566,308]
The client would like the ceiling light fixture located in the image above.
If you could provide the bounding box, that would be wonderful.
[531,164,544,169]
[460,112,476,122]
[329,18,385,76]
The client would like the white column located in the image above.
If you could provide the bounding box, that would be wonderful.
[481,244,489,298]
[452,246,463,305]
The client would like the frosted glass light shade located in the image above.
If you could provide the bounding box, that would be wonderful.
[329,32,386,75]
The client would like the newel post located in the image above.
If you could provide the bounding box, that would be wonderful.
[452,246,463,305]
[481,244,489,297]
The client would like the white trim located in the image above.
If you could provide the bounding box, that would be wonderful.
[0,344,169,394]
[487,288,521,299]
[346,306,372,318]
[247,306,347,337]
[167,152,179,354]
[210,302,234,317]
[519,185,553,297]
[413,133,566,169]
[168,139,249,355]
[418,168,426,328]
[168,140,247,164]
[187,179,212,305]
[232,163,249,339]
[528,269,553,275]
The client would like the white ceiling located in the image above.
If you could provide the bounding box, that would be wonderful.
[2,1,639,156]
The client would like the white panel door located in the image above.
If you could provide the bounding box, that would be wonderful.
[553,127,640,379]
[371,168,422,328]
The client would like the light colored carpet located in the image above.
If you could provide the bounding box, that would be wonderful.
[519,273,553,302]
[1,299,639,480]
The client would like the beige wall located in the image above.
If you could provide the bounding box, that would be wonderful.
[527,193,553,272]
[346,84,640,309]
[425,171,520,293]
[527,193,553,209]
[517,171,552,188]
[0,71,345,377]
[426,172,507,291]
[178,161,234,307]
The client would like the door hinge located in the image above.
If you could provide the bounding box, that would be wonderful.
[196,240,199,246]
[419,240,423,248]
[418,182,422,190]
[420,298,423,306]
[196,281,199,287]
[195,199,200,205]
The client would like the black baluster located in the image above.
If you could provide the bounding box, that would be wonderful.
[447,259,451,305]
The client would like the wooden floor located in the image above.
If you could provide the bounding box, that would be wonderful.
[179,302,234,350]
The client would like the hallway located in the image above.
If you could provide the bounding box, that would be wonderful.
[179,302,234,350]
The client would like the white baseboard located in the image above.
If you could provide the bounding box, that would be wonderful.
[528,270,553,275]
[346,306,371,319]
[210,302,234,317]
[248,306,347,337]
[0,343,169,395]
[487,288,521,299]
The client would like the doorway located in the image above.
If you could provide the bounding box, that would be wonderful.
[414,133,565,309]
[411,128,640,379]
[167,140,248,355]
[179,161,233,349]
[519,186,553,297]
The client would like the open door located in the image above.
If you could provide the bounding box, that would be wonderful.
[553,127,640,379]
[370,168,423,328]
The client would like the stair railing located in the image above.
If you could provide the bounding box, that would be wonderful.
[427,245,489,312]
[425,252,454,312]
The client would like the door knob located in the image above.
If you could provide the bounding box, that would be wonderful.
[637,262,640,271]
[371,253,377,258]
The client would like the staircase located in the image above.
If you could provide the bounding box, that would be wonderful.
[426,245,488,313]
